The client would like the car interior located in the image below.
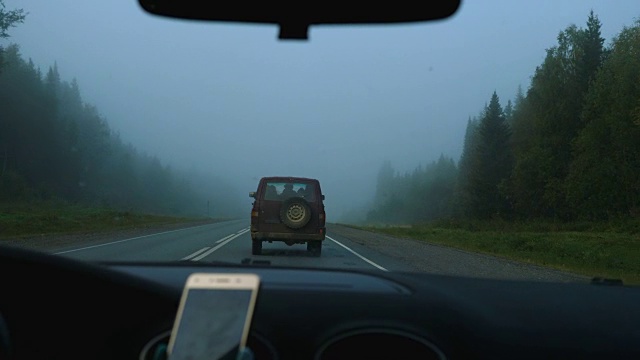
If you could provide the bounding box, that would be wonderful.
[1,1,639,360]
[1,243,639,360]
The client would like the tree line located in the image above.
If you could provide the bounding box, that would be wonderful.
[368,12,640,224]
[0,43,237,217]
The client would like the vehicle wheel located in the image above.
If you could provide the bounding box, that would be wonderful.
[252,240,262,255]
[307,241,322,257]
[280,197,311,229]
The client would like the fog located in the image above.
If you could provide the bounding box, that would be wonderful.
[4,0,640,221]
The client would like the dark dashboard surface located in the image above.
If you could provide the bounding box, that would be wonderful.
[1,245,639,360]
[109,263,413,294]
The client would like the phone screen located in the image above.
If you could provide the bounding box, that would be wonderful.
[168,284,256,360]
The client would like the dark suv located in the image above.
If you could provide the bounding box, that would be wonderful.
[250,176,326,256]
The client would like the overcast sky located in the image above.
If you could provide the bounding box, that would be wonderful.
[3,0,640,219]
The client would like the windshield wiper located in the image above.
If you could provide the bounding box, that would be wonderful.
[176,259,271,266]
[241,258,271,266]
[590,277,624,286]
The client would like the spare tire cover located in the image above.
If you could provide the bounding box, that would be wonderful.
[280,197,312,229]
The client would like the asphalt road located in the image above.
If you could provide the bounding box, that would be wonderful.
[52,220,587,282]
[53,220,414,272]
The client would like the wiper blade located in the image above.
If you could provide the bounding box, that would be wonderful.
[177,259,271,266]
[177,259,238,266]
[241,258,271,266]
[591,277,624,286]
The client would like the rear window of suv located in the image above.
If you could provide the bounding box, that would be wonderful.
[264,182,317,202]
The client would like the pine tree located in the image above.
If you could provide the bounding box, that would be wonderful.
[566,20,640,219]
[467,92,513,218]
[509,12,605,219]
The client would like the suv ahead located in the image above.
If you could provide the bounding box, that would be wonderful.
[250,176,326,256]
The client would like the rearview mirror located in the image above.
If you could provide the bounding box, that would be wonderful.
[322,195,325,200]
[249,192,256,198]
[137,1,461,40]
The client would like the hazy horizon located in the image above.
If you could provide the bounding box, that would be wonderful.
[4,0,640,221]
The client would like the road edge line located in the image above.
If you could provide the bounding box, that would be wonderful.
[54,222,220,254]
[327,235,388,271]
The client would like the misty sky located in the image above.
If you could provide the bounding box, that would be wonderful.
[3,0,640,220]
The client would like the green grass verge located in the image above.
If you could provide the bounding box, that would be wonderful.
[0,201,209,239]
[344,221,640,285]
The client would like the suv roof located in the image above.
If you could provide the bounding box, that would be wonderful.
[260,176,318,182]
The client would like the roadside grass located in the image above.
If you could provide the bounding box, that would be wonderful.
[0,201,211,239]
[341,220,640,285]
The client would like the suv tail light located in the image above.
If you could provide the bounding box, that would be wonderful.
[251,204,259,227]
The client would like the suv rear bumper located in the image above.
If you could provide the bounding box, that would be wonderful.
[251,230,325,242]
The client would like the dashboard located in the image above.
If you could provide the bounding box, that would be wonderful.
[1,244,639,360]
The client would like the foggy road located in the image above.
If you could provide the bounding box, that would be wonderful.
[52,220,586,282]
[53,220,414,272]
[4,0,636,287]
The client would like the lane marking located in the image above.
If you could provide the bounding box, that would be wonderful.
[191,231,247,261]
[215,234,234,244]
[54,223,218,255]
[213,228,248,244]
[326,235,388,272]
[182,247,211,260]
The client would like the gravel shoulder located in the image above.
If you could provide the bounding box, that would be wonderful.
[328,223,590,283]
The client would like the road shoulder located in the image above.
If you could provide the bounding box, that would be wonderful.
[328,223,589,282]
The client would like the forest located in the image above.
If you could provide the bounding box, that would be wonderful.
[368,12,640,224]
[0,42,241,217]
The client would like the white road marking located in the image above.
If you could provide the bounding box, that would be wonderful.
[214,228,248,244]
[191,231,247,261]
[53,223,216,254]
[215,234,234,244]
[182,247,211,260]
[327,235,388,271]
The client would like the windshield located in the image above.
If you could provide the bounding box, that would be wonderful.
[0,0,638,285]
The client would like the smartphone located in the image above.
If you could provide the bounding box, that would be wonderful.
[167,273,260,360]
